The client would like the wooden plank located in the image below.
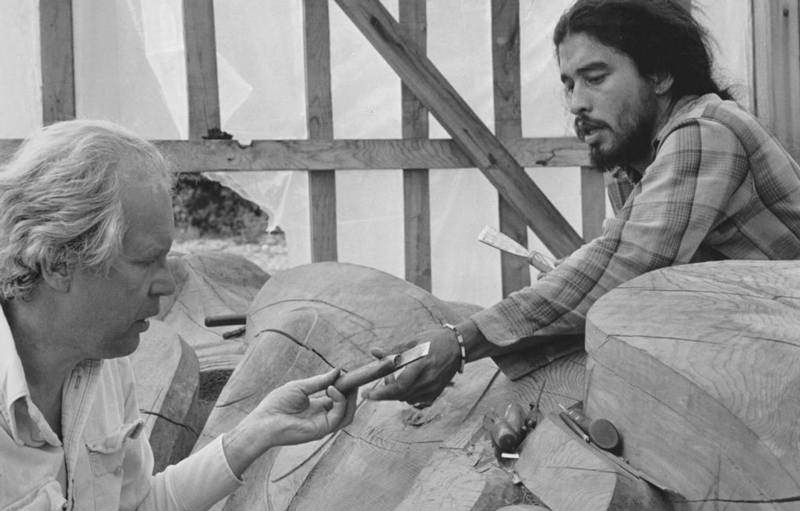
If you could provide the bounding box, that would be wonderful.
[182,0,221,138]
[492,0,530,295]
[585,261,800,506]
[580,166,605,241]
[39,0,75,124]
[400,0,432,291]
[752,1,800,160]
[334,0,584,258]
[0,137,590,170]
[304,1,338,263]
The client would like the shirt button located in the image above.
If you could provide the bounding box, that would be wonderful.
[114,466,123,476]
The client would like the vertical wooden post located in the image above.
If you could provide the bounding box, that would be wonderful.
[303,1,338,262]
[492,0,530,295]
[400,0,431,290]
[580,166,605,241]
[183,0,221,139]
[40,0,76,124]
[752,0,800,160]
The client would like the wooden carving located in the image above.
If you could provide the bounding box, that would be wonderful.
[585,261,800,509]
[195,262,585,511]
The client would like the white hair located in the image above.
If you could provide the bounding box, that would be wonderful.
[0,119,175,301]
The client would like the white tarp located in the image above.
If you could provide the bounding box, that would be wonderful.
[0,0,751,306]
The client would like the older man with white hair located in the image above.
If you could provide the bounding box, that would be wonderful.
[0,120,356,511]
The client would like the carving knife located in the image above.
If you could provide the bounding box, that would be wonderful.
[477,226,556,274]
[334,342,431,394]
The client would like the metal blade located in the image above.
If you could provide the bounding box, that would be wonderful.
[394,341,430,368]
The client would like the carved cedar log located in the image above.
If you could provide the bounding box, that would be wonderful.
[585,261,800,510]
[130,319,200,473]
[195,262,586,511]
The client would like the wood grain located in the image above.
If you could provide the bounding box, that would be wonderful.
[182,0,221,138]
[585,261,800,508]
[752,2,800,160]
[39,0,75,124]
[158,252,269,371]
[130,319,200,473]
[304,0,338,263]
[400,0,432,291]
[334,0,583,258]
[0,137,589,170]
[194,262,588,511]
[580,166,605,241]
[516,415,678,511]
[493,0,531,296]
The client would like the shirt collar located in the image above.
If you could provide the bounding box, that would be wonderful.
[0,305,34,441]
[613,94,705,185]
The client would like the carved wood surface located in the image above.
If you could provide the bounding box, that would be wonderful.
[194,262,586,511]
[158,252,270,371]
[585,261,800,509]
[515,415,679,511]
[130,319,200,473]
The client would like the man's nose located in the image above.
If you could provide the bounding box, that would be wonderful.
[568,82,590,115]
[152,259,177,297]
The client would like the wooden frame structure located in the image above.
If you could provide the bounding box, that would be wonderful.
[7,0,800,296]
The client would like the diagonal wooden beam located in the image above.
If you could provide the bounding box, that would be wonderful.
[334,0,583,258]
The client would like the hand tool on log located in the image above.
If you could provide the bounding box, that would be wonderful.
[478,225,556,274]
[334,342,430,394]
[553,411,673,493]
[525,378,547,430]
[204,314,247,327]
[559,405,621,453]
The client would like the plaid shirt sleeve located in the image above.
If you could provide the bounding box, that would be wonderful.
[472,116,751,345]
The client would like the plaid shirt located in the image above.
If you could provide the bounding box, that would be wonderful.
[473,93,800,345]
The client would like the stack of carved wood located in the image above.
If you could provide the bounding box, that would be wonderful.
[193,260,800,511]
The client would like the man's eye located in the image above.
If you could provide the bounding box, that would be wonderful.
[586,74,605,85]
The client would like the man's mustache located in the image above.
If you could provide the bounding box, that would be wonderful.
[574,116,608,141]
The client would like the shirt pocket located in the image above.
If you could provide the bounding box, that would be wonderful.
[85,420,143,511]
[1,479,66,511]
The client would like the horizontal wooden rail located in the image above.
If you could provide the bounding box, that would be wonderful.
[159,137,590,172]
[0,137,589,170]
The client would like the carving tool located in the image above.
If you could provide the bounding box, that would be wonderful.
[525,378,546,430]
[559,405,590,442]
[477,225,556,273]
[561,406,621,453]
[204,314,247,327]
[334,342,430,394]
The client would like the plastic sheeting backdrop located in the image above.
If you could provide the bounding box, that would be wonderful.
[0,0,751,307]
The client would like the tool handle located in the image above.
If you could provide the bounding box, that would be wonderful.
[505,403,526,433]
[491,418,520,453]
[334,355,400,394]
[204,314,247,327]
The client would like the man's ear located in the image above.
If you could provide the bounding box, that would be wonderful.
[652,72,675,96]
[41,264,72,293]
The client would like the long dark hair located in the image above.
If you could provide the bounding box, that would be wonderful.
[553,0,732,101]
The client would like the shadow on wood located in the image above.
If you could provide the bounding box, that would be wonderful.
[130,319,200,473]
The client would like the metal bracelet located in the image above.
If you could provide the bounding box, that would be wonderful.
[442,323,466,373]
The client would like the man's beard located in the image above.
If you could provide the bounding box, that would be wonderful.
[576,95,659,173]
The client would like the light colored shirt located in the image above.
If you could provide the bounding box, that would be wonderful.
[473,93,800,344]
[0,310,242,511]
